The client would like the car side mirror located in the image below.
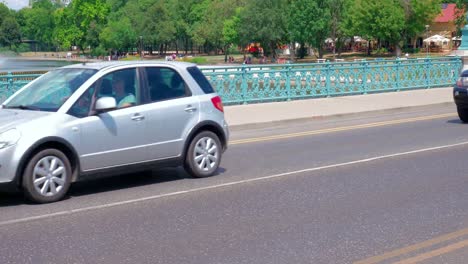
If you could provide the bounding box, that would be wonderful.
[95,97,117,112]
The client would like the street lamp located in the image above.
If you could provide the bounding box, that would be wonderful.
[139,36,143,59]
[425,25,429,57]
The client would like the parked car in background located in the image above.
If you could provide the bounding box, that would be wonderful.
[0,61,229,203]
[454,69,468,122]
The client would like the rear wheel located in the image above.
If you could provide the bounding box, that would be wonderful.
[184,131,222,178]
[22,149,72,203]
[457,107,468,123]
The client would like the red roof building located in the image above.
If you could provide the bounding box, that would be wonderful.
[434,3,458,23]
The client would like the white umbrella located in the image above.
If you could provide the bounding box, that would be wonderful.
[452,36,462,41]
[353,36,367,43]
[423,34,450,45]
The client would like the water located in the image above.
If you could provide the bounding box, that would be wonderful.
[0,58,75,73]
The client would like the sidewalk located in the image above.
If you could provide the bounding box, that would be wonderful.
[224,87,454,127]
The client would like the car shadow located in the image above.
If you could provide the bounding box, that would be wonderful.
[447,119,465,124]
[67,166,228,198]
[0,192,26,207]
[68,167,190,198]
[0,166,228,206]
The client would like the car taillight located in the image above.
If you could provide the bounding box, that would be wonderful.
[211,96,224,112]
[457,77,463,87]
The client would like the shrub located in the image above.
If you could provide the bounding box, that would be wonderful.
[402,47,420,54]
[91,46,107,57]
[182,57,208,64]
[372,47,388,55]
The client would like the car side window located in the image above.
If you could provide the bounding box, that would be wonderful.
[98,68,140,109]
[145,67,191,103]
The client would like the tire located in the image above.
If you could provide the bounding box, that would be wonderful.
[184,131,222,178]
[457,107,468,123]
[22,149,72,203]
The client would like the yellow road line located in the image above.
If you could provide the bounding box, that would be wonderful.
[354,228,468,264]
[393,239,468,264]
[231,113,455,145]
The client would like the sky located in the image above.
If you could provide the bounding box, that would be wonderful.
[1,0,29,10]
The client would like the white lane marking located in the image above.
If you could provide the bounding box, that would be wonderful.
[2,141,468,227]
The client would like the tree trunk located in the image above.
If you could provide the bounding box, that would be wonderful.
[224,44,228,63]
[270,42,277,59]
[395,43,402,57]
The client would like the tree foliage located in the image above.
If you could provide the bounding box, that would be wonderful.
[347,0,441,56]
[0,0,454,58]
[239,0,288,58]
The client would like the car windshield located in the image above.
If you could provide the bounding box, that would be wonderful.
[3,68,97,112]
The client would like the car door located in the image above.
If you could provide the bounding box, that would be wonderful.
[141,66,200,160]
[69,68,149,171]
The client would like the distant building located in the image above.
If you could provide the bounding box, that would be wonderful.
[410,3,462,51]
[431,3,460,39]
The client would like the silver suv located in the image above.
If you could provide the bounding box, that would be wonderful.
[0,61,229,203]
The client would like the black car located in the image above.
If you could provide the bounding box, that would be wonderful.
[453,69,468,122]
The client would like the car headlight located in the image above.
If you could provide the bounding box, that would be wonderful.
[0,129,21,149]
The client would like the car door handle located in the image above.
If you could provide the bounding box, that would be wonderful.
[184,105,197,112]
[131,114,145,121]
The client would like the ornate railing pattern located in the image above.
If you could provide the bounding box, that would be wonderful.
[200,57,462,105]
[0,71,45,102]
[0,57,462,105]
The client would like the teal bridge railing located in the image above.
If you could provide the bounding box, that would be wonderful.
[0,71,45,102]
[200,57,462,105]
[0,57,462,105]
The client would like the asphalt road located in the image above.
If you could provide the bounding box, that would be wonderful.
[1,104,468,264]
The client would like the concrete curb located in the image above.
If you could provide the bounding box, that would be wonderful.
[228,102,455,130]
[225,87,455,129]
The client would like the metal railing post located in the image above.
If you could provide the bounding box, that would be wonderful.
[362,61,368,94]
[241,67,248,104]
[6,72,13,91]
[286,64,291,101]
[426,58,431,89]
[396,60,401,92]
[326,62,331,97]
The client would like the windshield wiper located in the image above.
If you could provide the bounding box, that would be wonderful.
[4,105,41,111]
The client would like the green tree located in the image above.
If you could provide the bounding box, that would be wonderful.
[0,3,13,29]
[20,2,56,50]
[454,0,468,36]
[100,17,136,54]
[239,0,288,59]
[289,0,332,59]
[328,0,351,57]
[142,0,177,55]
[168,0,197,54]
[347,0,441,56]
[223,6,243,61]
[0,16,22,49]
[192,0,246,58]
[403,0,442,49]
[53,7,83,50]
[55,0,109,52]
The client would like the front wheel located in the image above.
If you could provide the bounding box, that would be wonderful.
[457,107,468,123]
[22,149,72,203]
[184,131,222,178]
